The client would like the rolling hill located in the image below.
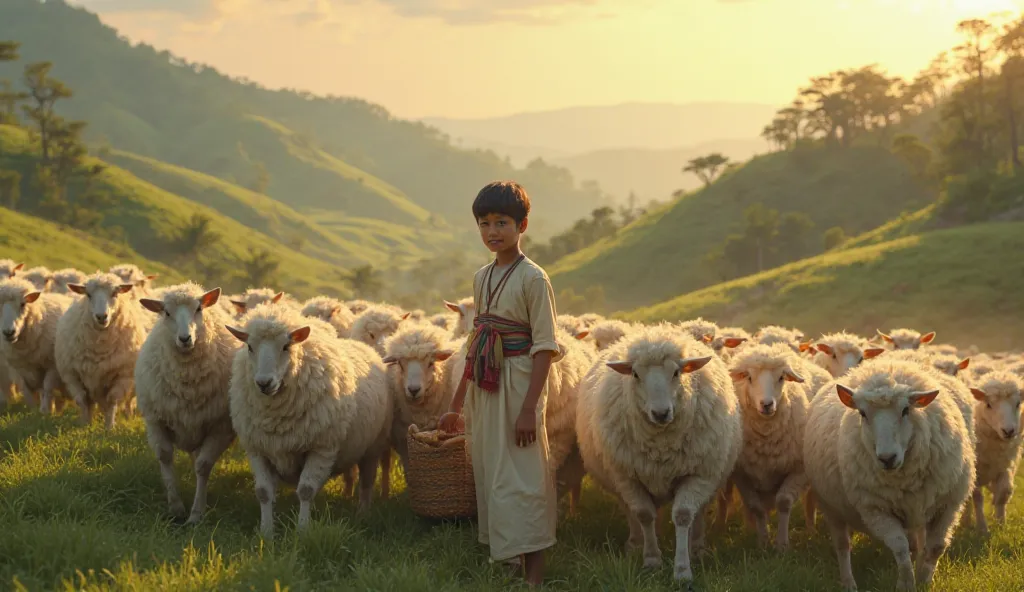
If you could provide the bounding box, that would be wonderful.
[0,125,350,299]
[548,145,935,311]
[0,0,606,237]
[621,222,1024,352]
[0,207,184,284]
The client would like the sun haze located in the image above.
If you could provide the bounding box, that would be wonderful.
[71,0,1017,119]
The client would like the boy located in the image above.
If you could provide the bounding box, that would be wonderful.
[439,180,561,587]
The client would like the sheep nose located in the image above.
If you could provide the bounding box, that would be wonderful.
[1002,428,1017,439]
[877,454,898,469]
[760,402,776,415]
[1,329,14,338]
[407,386,421,397]
[95,313,108,323]
[255,378,273,391]
[178,335,192,345]
[651,409,671,424]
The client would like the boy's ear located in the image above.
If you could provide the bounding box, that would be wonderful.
[518,217,529,233]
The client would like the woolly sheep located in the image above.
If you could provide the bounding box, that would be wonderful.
[301,295,356,339]
[226,304,393,537]
[55,273,153,428]
[877,327,936,350]
[0,278,73,414]
[351,304,411,355]
[804,359,975,591]
[677,317,719,346]
[556,314,584,335]
[576,326,742,582]
[966,372,1024,535]
[443,297,475,338]
[427,313,454,331]
[50,268,87,296]
[753,325,805,353]
[109,263,159,299]
[578,313,605,328]
[712,326,750,362]
[589,319,634,351]
[229,288,299,317]
[135,284,238,524]
[20,266,53,292]
[345,299,373,315]
[0,259,23,278]
[929,353,972,384]
[813,331,886,378]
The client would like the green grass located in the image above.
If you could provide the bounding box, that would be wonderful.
[0,125,351,299]
[549,146,935,311]
[2,402,1023,591]
[623,222,1024,352]
[0,207,185,282]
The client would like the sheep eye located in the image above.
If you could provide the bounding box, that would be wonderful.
[632,371,639,380]
[857,356,864,364]
[748,376,753,383]
[858,410,867,418]
[164,311,171,318]
[247,344,253,353]
[831,353,837,360]
[902,407,909,418]
[368,332,376,341]
[986,403,992,409]
[778,375,784,383]
[283,343,291,351]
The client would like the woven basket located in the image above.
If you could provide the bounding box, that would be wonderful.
[406,424,477,519]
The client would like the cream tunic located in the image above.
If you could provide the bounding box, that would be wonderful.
[465,256,562,562]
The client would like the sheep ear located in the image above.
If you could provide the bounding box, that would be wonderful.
[329,306,341,318]
[400,312,411,321]
[23,291,42,304]
[798,341,813,352]
[381,356,398,365]
[970,387,986,402]
[876,329,893,343]
[11,263,24,274]
[863,348,886,359]
[679,356,713,373]
[271,292,284,304]
[816,343,833,356]
[730,370,749,382]
[783,368,804,383]
[957,358,970,370]
[836,384,857,409]
[200,288,221,308]
[909,389,940,408]
[444,300,461,314]
[434,350,455,362]
[575,330,589,340]
[606,361,633,375]
[289,326,311,344]
[920,331,936,344]
[139,298,164,313]
[230,300,247,314]
[226,325,248,343]
[117,284,134,294]
[723,337,746,349]
[701,333,713,345]
[67,283,87,295]
[145,274,158,281]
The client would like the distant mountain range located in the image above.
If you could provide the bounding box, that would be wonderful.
[422,102,776,200]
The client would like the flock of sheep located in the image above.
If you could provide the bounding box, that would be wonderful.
[1,258,1023,591]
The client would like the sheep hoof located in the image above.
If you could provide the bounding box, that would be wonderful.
[774,539,790,553]
[185,512,203,526]
[642,555,661,569]
[169,502,187,519]
[673,564,694,582]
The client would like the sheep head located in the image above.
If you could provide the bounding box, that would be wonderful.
[141,285,221,353]
[730,364,803,418]
[971,373,1023,441]
[226,321,310,396]
[68,273,135,330]
[607,355,713,427]
[0,279,41,344]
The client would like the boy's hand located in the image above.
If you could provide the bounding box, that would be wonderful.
[438,412,464,434]
[515,408,537,447]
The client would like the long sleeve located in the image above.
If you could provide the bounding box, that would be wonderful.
[526,271,562,362]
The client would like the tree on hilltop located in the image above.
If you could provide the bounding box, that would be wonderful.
[683,153,731,187]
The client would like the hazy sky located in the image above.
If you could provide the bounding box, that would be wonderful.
[73,0,1020,119]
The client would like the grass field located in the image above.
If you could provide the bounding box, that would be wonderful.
[2,399,1023,591]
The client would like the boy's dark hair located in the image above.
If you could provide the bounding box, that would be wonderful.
[472,181,531,225]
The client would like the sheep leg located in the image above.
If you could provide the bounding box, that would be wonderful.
[774,471,808,552]
[357,453,381,512]
[295,450,335,530]
[918,501,963,587]
[186,428,236,525]
[713,478,734,531]
[614,476,661,568]
[617,497,644,552]
[689,503,708,557]
[823,513,856,591]
[12,373,36,410]
[731,473,769,547]
[378,448,392,499]
[145,420,186,519]
[40,369,63,415]
[62,372,91,425]
[53,397,66,414]
[803,490,817,534]
[993,470,1013,524]
[972,487,988,535]
[670,475,719,582]
[103,377,134,430]
[248,454,277,538]
[342,468,357,497]
[861,511,914,591]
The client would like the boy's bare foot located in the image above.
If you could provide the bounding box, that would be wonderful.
[523,550,545,587]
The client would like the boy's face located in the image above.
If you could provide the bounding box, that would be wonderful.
[477,213,525,253]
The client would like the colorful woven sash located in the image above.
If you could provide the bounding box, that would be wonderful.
[462,313,533,392]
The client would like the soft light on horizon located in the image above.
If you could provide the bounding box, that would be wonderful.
[72,0,1024,120]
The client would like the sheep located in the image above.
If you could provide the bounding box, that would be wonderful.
[877,328,936,351]
[345,299,373,315]
[427,313,454,331]
[589,319,635,351]
[0,279,73,414]
[301,296,356,339]
[576,325,742,582]
[226,304,393,537]
[351,304,411,355]
[1004,360,1024,378]
[966,372,1024,535]
[677,317,719,346]
[578,313,605,328]
[134,283,238,524]
[727,343,813,550]
[443,297,475,338]
[55,273,153,428]
[229,288,299,316]
[752,325,805,353]
[813,331,886,378]
[929,353,972,384]
[109,263,159,299]
[406,309,426,322]
[712,326,750,362]
[556,314,584,335]
[20,266,53,292]
[0,259,23,278]
[50,268,87,296]
[804,359,975,591]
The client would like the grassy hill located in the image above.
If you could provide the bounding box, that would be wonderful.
[0,126,350,299]
[549,146,934,310]
[622,222,1024,352]
[0,0,606,236]
[0,207,184,283]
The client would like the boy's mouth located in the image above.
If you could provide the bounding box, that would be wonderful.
[487,239,502,247]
